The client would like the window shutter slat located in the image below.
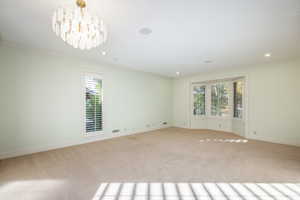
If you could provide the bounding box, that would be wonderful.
[85,76,103,133]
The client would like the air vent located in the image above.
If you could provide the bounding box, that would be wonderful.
[112,129,120,133]
[139,27,152,35]
[163,122,168,125]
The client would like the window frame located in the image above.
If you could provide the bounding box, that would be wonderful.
[83,73,104,136]
[233,79,244,120]
[210,82,232,118]
[192,84,206,116]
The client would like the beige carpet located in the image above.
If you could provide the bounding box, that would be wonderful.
[1,128,300,199]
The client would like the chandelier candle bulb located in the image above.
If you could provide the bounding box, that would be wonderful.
[52,0,107,50]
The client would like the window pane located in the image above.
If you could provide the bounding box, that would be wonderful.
[193,85,206,115]
[219,84,230,117]
[211,83,230,117]
[85,77,102,133]
[234,81,243,118]
[211,85,218,116]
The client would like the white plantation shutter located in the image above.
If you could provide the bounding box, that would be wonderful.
[85,75,103,133]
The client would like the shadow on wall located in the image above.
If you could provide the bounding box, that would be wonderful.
[92,182,300,200]
[0,32,3,46]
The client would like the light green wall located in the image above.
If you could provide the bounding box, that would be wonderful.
[0,44,172,158]
[1,42,300,159]
[172,60,300,146]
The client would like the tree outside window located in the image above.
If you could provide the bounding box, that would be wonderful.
[211,83,230,117]
[193,85,206,115]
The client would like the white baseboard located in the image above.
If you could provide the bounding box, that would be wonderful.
[0,126,171,160]
[172,126,300,147]
[247,134,300,147]
[2,126,298,160]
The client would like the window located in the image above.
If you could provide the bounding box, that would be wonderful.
[233,80,243,118]
[193,85,206,115]
[85,75,103,133]
[211,83,230,117]
[192,78,245,119]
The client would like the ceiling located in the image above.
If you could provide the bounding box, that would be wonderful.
[1,0,300,77]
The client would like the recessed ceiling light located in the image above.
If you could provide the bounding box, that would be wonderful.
[139,27,152,35]
[176,72,180,76]
[264,53,271,58]
[102,51,106,56]
[204,60,213,64]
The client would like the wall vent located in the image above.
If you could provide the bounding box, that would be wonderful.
[112,129,120,133]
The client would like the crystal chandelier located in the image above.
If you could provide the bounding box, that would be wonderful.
[52,0,107,50]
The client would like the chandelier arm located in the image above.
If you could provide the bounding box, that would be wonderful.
[76,0,86,8]
[52,0,107,50]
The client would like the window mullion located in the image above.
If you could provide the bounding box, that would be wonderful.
[94,93,96,132]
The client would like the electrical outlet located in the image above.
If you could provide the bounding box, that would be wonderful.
[219,124,222,128]
[253,131,257,135]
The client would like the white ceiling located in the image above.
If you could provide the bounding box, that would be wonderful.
[1,0,300,77]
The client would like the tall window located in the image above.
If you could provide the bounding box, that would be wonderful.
[193,85,206,115]
[233,80,243,118]
[85,75,103,133]
[211,83,230,117]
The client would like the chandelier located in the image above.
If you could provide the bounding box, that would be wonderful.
[52,0,107,50]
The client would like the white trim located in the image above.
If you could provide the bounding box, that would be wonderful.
[83,131,105,138]
[0,126,171,160]
[83,73,104,136]
[232,117,244,121]
[191,83,206,117]
[190,80,233,119]
[232,78,245,120]
[188,74,249,137]
[243,75,249,138]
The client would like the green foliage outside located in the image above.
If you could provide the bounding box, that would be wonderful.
[211,84,229,116]
[193,86,205,115]
[86,80,102,132]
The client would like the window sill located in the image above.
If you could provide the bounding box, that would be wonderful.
[83,131,104,138]
[232,117,244,121]
[193,115,244,121]
[207,116,232,120]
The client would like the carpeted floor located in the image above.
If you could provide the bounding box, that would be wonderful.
[1,128,300,200]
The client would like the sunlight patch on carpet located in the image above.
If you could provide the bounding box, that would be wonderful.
[92,182,300,200]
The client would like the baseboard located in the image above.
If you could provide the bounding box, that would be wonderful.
[0,126,171,160]
[172,126,300,147]
[247,135,300,147]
